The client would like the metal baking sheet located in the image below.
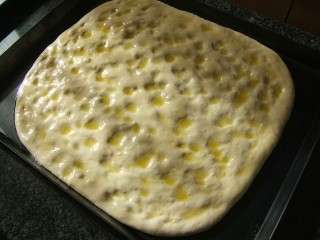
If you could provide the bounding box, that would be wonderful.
[0,0,319,239]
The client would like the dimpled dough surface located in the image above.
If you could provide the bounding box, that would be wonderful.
[15,0,294,236]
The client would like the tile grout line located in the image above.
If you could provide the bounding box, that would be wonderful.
[285,0,295,22]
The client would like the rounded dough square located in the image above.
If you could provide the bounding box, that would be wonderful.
[15,0,294,236]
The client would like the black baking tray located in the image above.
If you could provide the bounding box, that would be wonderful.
[0,0,320,239]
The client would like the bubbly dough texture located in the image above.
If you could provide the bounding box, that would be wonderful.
[15,0,294,236]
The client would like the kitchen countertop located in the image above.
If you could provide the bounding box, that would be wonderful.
[205,0,320,51]
[0,0,319,239]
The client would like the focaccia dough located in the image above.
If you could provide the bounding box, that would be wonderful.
[15,0,294,236]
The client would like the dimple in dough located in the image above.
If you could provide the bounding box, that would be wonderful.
[15,0,294,236]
